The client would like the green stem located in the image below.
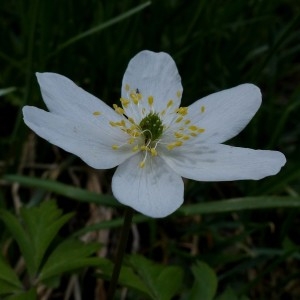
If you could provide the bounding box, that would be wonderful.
[107,206,134,299]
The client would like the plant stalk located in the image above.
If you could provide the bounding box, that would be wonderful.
[107,206,134,299]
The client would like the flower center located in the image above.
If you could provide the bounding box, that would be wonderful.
[139,112,163,144]
[93,84,205,169]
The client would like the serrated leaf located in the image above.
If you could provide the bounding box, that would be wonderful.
[189,261,218,300]
[0,209,34,276]
[127,255,183,300]
[6,288,37,300]
[97,259,152,298]
[39,239,102,282]
[20,201,74,274]
[0,254,23,292]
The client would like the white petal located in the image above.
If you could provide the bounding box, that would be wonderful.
[23,106,134,169]
[161,144,286,181]
[112,153,184,218]
[121,51,182,115]
[36,72,122,125]
[186,84,261,144]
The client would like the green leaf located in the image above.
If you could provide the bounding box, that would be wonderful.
[215,287,239,300]
[179,196,300,215]
[0,209,34,276]
[127,255,183,300]
[0,202,74,278]
[54,1,151,52]
[39,239,102,282]
[6,288,37,300]
[189,261,218,300]
[0,254,23,294]
[4,175,119,207]
[20,201,74,274]
[97,260,152,298]
[0,87,16,96]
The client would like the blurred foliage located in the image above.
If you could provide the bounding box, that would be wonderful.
[1,0,300,298]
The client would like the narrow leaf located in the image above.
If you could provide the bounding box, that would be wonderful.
[179,196,300,215]
[4,175,119,207]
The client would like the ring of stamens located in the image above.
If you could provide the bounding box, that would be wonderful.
[99,85,205,168]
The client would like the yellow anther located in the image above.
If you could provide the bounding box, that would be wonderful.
[113,104,125,115]
[130,93,139,105]
[128,138,135,144]
[93,111,101,116]
[176,90,182,98]
[184,120,191,125]
[174,141,183,147]
[190,132,198,137]
[120,98,130,108]
[112,145,119,150]
[182,135,190,140]
[167,141,183,150]
[148,96,154,106]
[150,148,158,156]
[189,125,198,131]
[140,145,149,151]
[125,84,130,91]
[160,109,166,116]
[132,145,139,152]
[177,107,188,116]
[167,100,173,108]
[109,121,117,127]
[201,106,205,113]
[198,128,205,133]
[174,132,184,138]
[139,161,145,168]
[176,116,183,123]
[128,117,135,124]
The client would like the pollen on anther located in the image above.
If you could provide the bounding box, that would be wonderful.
[93,111,101,116]
[112,145,119,150]
[150,148,158,156]
[167,100,173,108]
[176,90,182,98]
[176,116,183,123]
[148,96,154,106]
[201,106,205,113]
[120,98,130,108]
[139,161,145,168]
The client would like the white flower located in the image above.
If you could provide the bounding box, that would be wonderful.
[23,50,286,218]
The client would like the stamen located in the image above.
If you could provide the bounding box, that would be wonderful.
[148,96,154,106]
[167,100,173,108]
[201,106,205,113]
[93,111,101,116]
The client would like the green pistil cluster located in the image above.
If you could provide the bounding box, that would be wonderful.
[139,112,164,143]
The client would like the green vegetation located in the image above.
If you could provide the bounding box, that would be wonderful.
[1,0,300,298]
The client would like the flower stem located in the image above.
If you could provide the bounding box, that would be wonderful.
[107,206,134,299]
